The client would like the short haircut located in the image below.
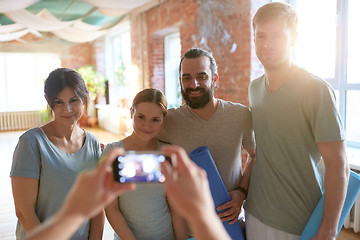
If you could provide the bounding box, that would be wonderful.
[44,68,88,109]
[179,48,218,81]
[252,2,298,34]
[131,88,167,116]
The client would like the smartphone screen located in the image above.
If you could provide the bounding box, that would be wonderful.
[112,151,169,183]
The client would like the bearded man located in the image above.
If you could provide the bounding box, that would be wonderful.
[159,48,256,227]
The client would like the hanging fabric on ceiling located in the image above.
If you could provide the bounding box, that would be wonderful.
[5,9,79,32]
[0,29,29,42]
[0,0,153,43]
[0,23,24,33]
[82,0,154,16]
[0,0,39,13]
[53,27,105,43]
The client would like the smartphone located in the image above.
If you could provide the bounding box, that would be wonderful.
[112,151,170,183]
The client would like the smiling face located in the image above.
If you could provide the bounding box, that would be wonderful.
[51,87,85,126]
[180,56,218,109]
[254,17,296,70]
[131,102,165,141]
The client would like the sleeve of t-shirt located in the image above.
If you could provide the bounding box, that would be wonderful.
[242,107,256,150]
[89,133,102,162]
[10,135,41,179]
[157,113,173,144]
[101,142,117,159]
[303,81,345,143]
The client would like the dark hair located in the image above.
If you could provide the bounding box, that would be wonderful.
[131,88,167,116]
[44,68,88,109]
[179,48,218,81]
[253,2,298,34]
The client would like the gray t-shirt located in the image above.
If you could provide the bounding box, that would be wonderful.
[10,127,101,240]
[102,140,175,240]
[244,68,345,235]
[159,99,255,191]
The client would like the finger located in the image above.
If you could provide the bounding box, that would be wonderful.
[219,212,238,223]
[218,208,235,218]
[162,145,191,173]
[95,148,124,188]
[99,148,124,171]
[96,148,123,179]
[229,218,238,224]
[161,161,174,183]
[112,183,136,196]
[217,201,233,211]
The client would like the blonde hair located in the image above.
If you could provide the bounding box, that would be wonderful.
[131,88,167,116]
[253,2,298,34]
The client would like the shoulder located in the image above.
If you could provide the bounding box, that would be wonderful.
[249,74,265,89]
[19,127,43,143]
[167,105,188,116]
[157,139,170,148]
[164,105,189,123]
[84,130,100,144]
[218,99,250,114]
[299,69,335,97]
[216,100,252,125]
[102,140,124,155]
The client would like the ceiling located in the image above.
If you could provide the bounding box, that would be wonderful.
[0,0,154,43]
[0,0,118,26]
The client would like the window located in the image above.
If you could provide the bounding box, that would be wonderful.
[0,53,60,111]
[105,21,136,108]
[164,32,182,108]
[289,0,360,149]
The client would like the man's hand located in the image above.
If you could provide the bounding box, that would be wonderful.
[216,190,245,224]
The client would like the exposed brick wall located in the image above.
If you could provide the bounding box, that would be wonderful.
[250,0,269,80]
[61,42,93,70]
[130,12,150,89]
[150,36,165,91]
[130,0,254,106]
[93,37,106,76]
[135,0,200,92]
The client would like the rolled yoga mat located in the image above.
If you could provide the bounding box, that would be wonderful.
[300,170,360,240]
[189,146,245,240]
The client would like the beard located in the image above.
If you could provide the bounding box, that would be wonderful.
[181,85,214,109]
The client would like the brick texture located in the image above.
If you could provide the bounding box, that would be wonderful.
[129,0,260,107]
[61,42,93,70]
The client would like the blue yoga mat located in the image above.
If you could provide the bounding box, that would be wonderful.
[189,146,245,240]
[300,170,360,239]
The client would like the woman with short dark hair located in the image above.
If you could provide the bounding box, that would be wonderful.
[11,68,104,240]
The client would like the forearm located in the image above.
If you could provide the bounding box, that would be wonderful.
[238,149,255,190]
[12,177,40,234]
[25,208,85,240]
[320,160,349,236]
[189,210,230,240]
[16,209,41,234]
[105,207,135,240]
[169,204,189,239]
[89,210,105,240]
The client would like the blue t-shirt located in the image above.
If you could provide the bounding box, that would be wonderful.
[102,140,175,240]
[10,127,101,240]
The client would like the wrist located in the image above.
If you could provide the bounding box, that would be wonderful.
[61,205,87,224]
[188,209,218,230]
[318,219,338,238]
[235,186,248,198]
